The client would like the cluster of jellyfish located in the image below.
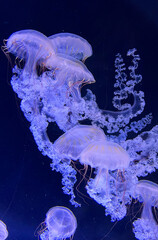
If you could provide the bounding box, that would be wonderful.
[4,29,158,239]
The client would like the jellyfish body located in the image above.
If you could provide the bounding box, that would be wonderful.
[133,180,158,240]
[81,140,131,221]
[49,32,92,62]
[54,125,106,160]
[40,206,77,240]
[80,140,130,170]
[0,221,8,240]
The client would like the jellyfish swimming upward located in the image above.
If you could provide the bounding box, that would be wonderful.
[5,29,158,240]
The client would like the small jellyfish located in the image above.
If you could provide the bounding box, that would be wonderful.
[0,220,8,240]
[54,124,106,160]
[133,180,158,240]
[40,206,77,240]
[49,32,92,62]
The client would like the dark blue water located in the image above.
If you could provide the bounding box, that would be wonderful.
[0,0,158,239]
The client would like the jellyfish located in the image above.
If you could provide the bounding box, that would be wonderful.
[47,56,95,102]
[54,124,106,160]
[132,180,158,240]
[40,206,77,240]
[0,220,8,240]
[5,29,56,75]
[49,32,92,62]
[80,140,131,221]
[45,33,95,102]
[80,140,130,170]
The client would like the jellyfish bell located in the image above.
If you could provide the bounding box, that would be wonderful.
[5,29,57,75]
[40,206,77,240]
[0,220,8,240]
[49,32,92,62]
[80,140,130,170]
[135,180,158,202]
[54,125,106,160]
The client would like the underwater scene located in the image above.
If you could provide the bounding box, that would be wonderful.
[1,0,158,239]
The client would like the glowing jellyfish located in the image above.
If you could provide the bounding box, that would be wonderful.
[0,220,8,240]
[81,140,131,221]
[80,140,130,170]
[49,32,92,62]
[54,124,106,160]
[40,206,77,240]
[6,29,56,74]
[49,56,95,102]
[133,180,158,240]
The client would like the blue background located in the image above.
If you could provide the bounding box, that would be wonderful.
[0,0,158,239]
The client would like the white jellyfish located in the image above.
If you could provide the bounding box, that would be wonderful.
[40,206,77,240]
[54,124,106,160]
[5,29,56,74]
[133,180,158,240]
[81,139,131,221]
[49,32,92,62]
[80,140,130,170]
